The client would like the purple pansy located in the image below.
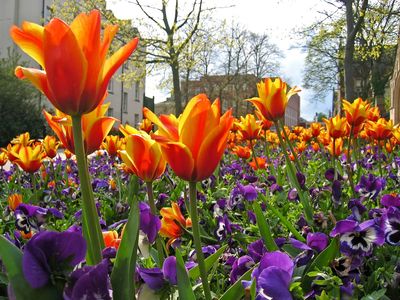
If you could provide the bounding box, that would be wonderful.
[384,207,400,245]
[230,255,255,283]
[355,174,386,201]
[139,202,161,244]
[330,219,384,256]
[22,231,86,288]
[247,240,267,263]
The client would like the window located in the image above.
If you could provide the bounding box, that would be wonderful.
[134,113,139,126]
[107,79,114,94]
[135,81,140,102]
[108,107,114,117]
[123,92,128,113]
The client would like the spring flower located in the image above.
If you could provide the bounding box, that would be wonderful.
[235,114,262,141]
[365,118,393,141]
[384,207,400,245]
[254,110,273,130]
[367,106,380,121]
[247,77,300,121]
[310,122,321,137]
[330,219,384,256]
[119,132,166,182]
[0,151,8,167]
[139,117,153,133]
[249,157,267,170]
[10,10,138,116]
[22,231,86,288]
[8,193,23,211]
[326,138,343,157]
[42,135,59,159]
[43,100,116,155]
[159,202,192,248]
[102,230,121,249]
[323,115,349,138]
[9,144,43,173]
[139,202,161,244]
[342,98,370,127]
[144,94,233,182]
[101,135,125,157]
[232,145,251,159]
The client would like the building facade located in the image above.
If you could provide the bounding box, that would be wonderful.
[0,0,145,126]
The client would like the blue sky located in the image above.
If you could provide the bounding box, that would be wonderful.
[107,0,334,121]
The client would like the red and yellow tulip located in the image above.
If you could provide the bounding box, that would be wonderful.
[342,98,370,127]
[323,115,349,139]
[10,10,138,116]
[8,193,23,211]
[144,94,233,182]
[119,132,166,182]
[101,135,125,157]
[9,144,43,173]
[235,114,262,141]
[247,77,300,121]
[42,135,59,159]
[43,101,116,155]
[365,118,393,141]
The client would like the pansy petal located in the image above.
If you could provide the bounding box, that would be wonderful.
[258,267,293,300]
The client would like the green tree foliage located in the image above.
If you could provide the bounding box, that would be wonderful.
[0,51,44,147]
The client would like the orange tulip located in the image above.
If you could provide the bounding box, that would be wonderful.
[310,122,321,138]
[249,157,267,170]
[296,141,307,153]
[10,10,138,116]
[326,138,343,157]
[144,94,233,182]
[367,106,380,121]
[43,100,116,155]
[323,115,349,139]
[9,144,43,173]
[42,135,59,159]
[254,110,273,130]
[159,202,192,248]
[247,77,300,121]
[232,145,252,159]
[119,123,141,136]
[235,114,262,141]
[0,151,8,167]
[311,141,320,152]
[102,135,125,157]
[8,193,23,211]
[365,118,393,141]
[139,118,153,133]
[102,230,121,249]
[342,98,370,127]
[119,132,166,182]
[300,129,312,142]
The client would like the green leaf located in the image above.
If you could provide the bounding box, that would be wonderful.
[111,176,140,300]
[302,237,340,291]
[360,288,387,300]
[176,248,196,300]
[253,200,278,251]
[219,264,256,300]
[0,235,60,299]
[189,245,227,279]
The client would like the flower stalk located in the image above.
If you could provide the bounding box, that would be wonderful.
[71,115,104,265]
[189,181,211,300]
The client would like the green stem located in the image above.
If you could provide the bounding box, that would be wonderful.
[189,181,211,300]
[249,139,259,169]
[279,120,303,172]
[71,115,104,265]
[333,138,337,181]
[145,181,165,267]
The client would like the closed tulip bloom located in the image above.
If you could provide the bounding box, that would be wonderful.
[144,94,233,182]
[8,193,23,211]
[342,98,370,127]
[10,144,43,173]
[102,231,121,250]
[43,101,117,155]
[139,118,153,133]
[232,145,251,159]
[326,138,343,157]
[323,115,349,139]
[42,135,59,159]
[10,10,138,116]
[247,77,300,121]
[119,132,166,182]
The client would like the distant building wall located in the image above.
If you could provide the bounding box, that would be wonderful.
[284,94,300,127]
[390,42,400,124]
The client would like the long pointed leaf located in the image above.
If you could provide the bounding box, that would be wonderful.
[176,248,196,300]
[253,200,278,251]
[111,176,140,300]
[189,244,227,279]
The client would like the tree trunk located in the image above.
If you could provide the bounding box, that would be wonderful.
[171,62,182,115]
[344,0,355,101]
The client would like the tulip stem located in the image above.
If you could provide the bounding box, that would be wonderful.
[189,181,211,300]
[249,139,259,169]
[145,181,165,267]
[71,115,104,265]
[278,120,303,172]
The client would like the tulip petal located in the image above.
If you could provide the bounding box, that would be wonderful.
[143,108,178,140]
[247,97,270,121]
[159,142,194,182]
[15,67,55,104]
[100,24,118,61]
[195,110,233,181]
[119,150,138,174]
[85,117,116,154]
[44,18,87,115]
[43,110,75,153]
[10,22,45,67]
